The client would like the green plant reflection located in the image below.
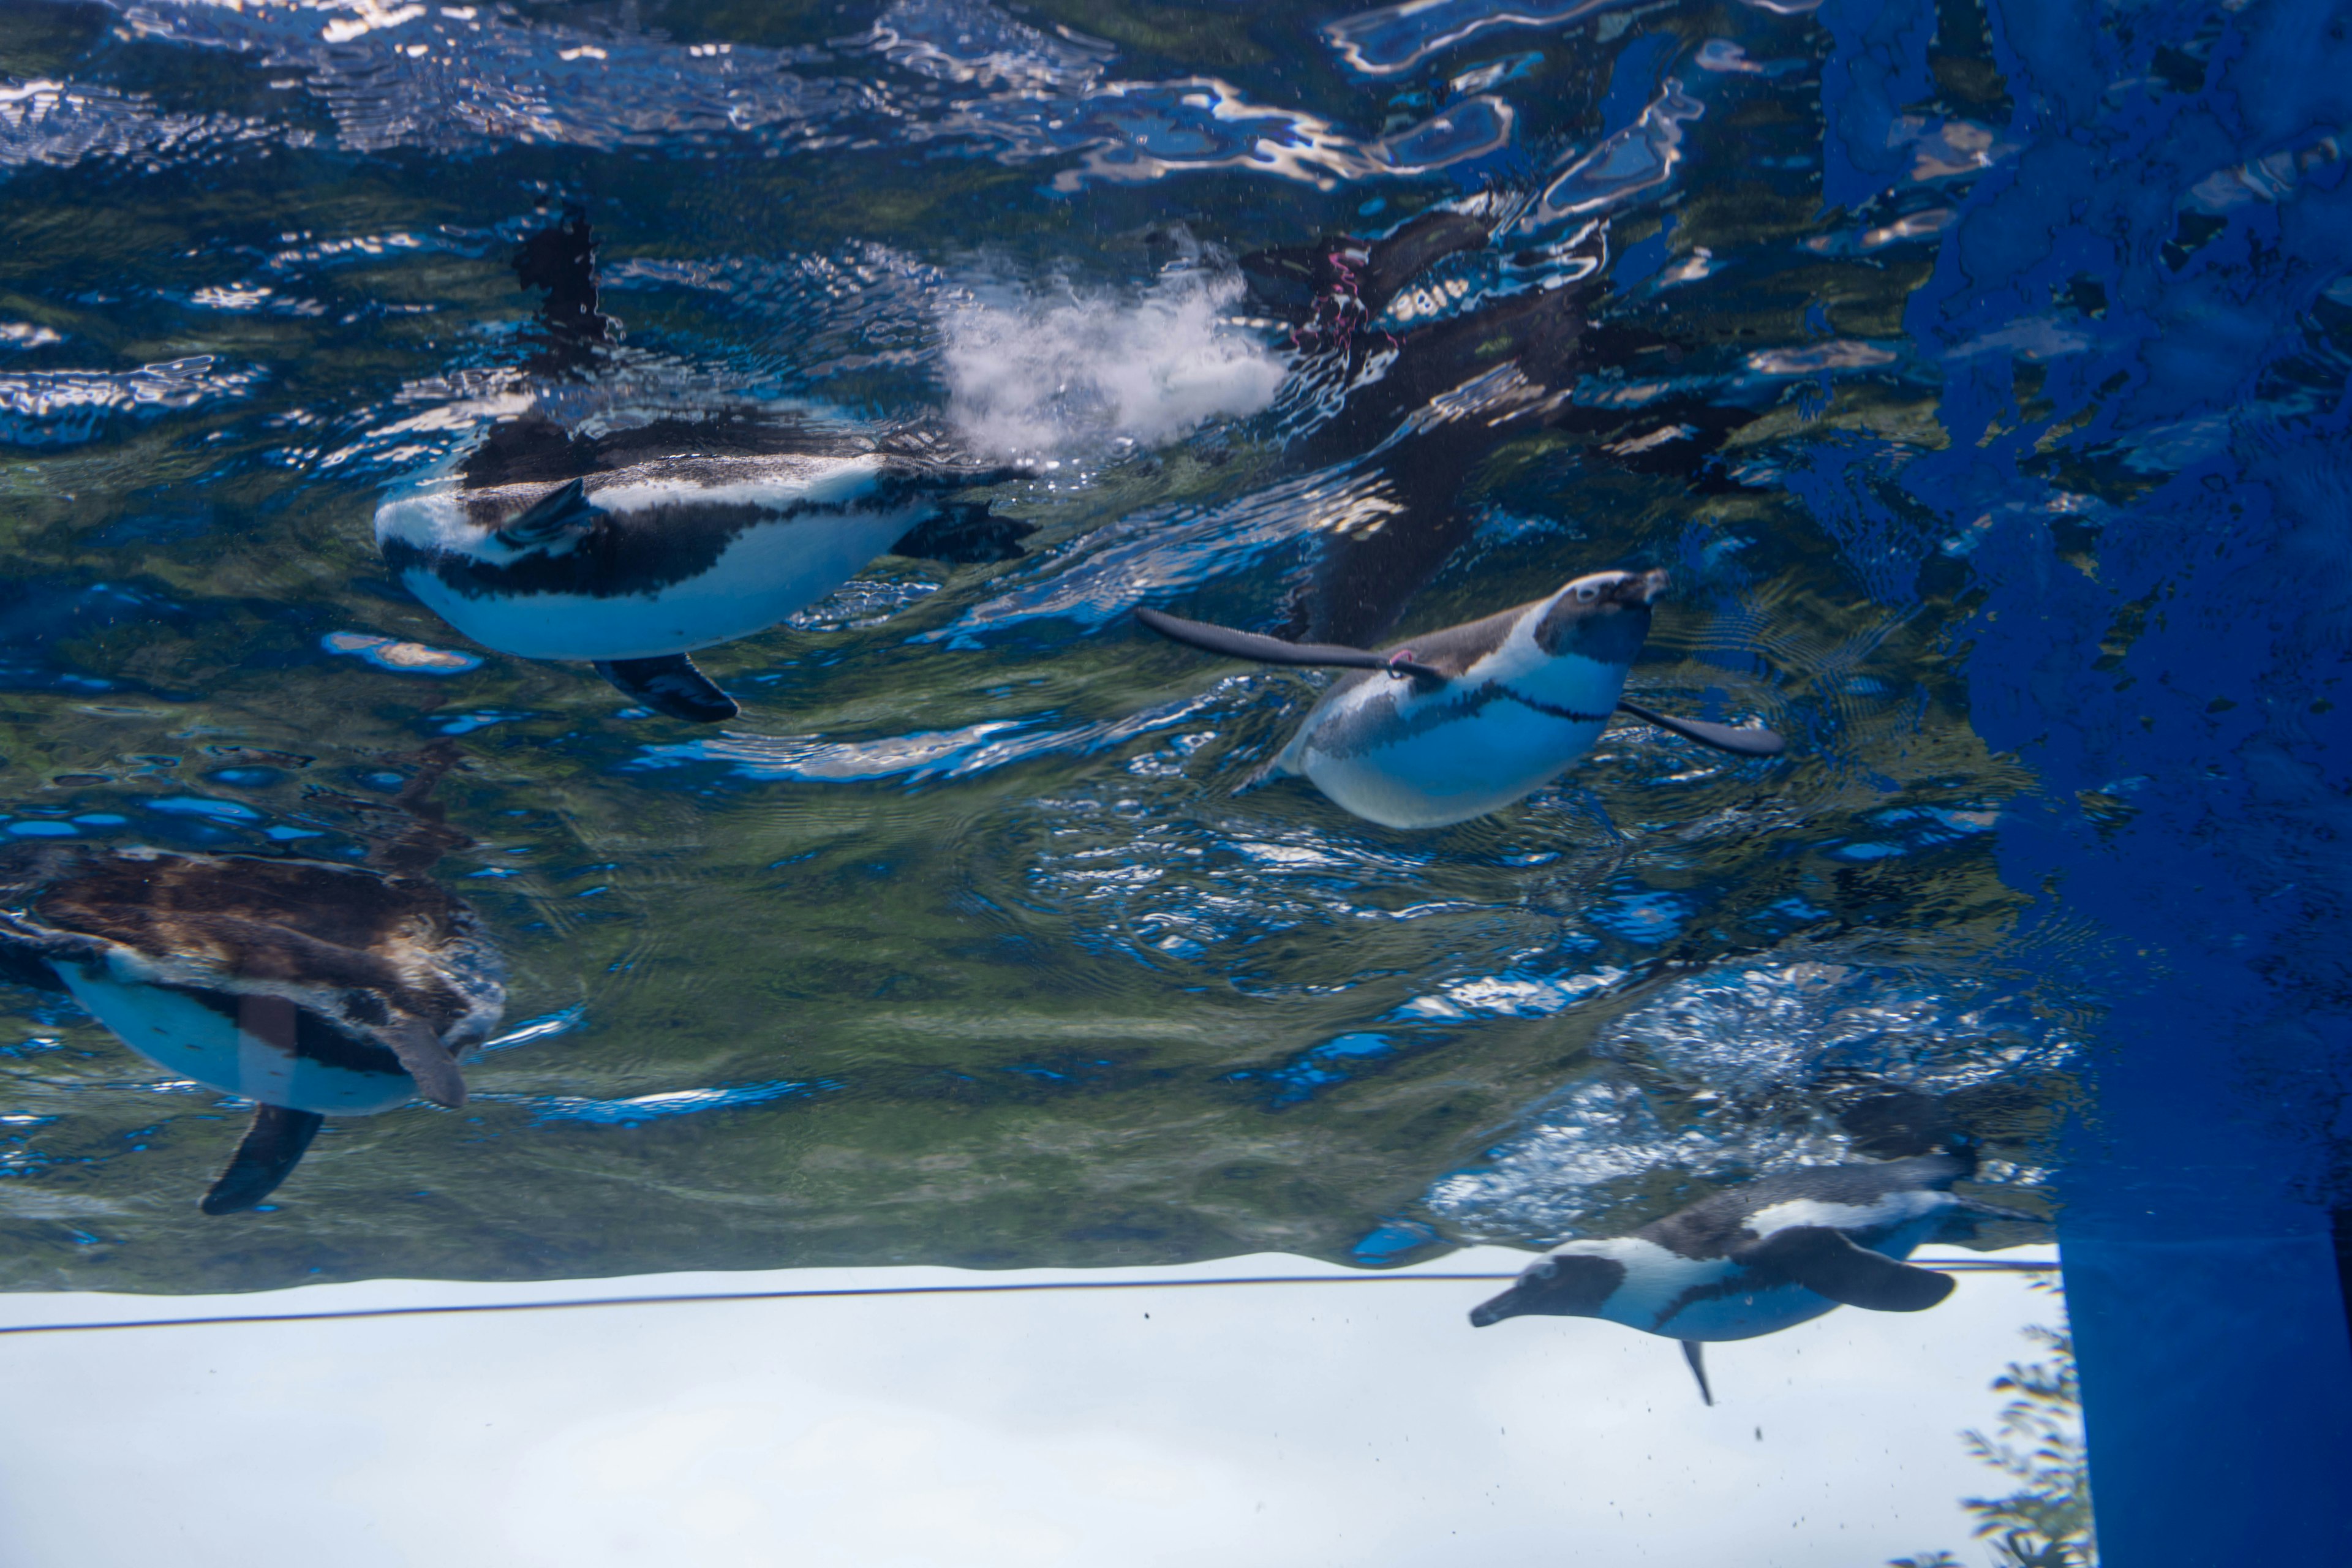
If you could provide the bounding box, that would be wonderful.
[1894,1293,2098,1568]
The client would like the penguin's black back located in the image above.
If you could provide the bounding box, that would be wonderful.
[3,845,488,1039]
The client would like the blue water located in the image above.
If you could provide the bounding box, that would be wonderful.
[4,0,2350,1558]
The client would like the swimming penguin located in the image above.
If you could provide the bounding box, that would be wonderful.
[1466,1152,2036,1404]
[1136,568,1781,829]
[0,753,505,1213]
[373,411,1033,722]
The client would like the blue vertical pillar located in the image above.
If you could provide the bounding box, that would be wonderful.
[2059,1072,2352,1562]
[1814,0,2352,1554]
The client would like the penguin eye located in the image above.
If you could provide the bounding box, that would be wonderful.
[1536,1259,1560,1278]
[1574,584,1599,604]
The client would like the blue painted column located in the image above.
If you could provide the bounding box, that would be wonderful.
[1814,0,2352,1556]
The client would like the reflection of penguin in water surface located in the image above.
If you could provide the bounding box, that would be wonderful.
[375,208,1033,722]
[1468,1150,2035,1404]
[1239,206,1767,649]
[1139,568,1781,829]
[0,751,504,1213]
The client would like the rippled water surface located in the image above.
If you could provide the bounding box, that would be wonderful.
[0,0,2340,1439]
[21,2,2352,1558]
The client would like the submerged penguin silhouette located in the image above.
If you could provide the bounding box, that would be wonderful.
[1239,207,1766,650]
[1137,569,1781,829]
[0,751,503,1213]
[1467,1152,2034,1405]
[374,208,1033,722]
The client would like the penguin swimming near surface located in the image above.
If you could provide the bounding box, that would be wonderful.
[374,205,1033,722]
[0,750,505,1213]
[375,412,1034,723]
[1466,1152,2037,1405]
[1137,568,1781,830]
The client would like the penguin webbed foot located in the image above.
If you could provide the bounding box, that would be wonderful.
[594,655,740,724]
[1681,1340,1714,1406]
[893,503,1036,565]
[201,1104,325,1215]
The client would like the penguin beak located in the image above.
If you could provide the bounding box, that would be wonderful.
[1612,569,1670,608]
[1468,1287,1523,1327]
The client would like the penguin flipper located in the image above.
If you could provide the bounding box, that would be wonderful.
[383,1015,467,1109]
[497,476,595,545]
[1134,609,1446,684]
[1614,699,1785,758]
[1681,1340,1714,1406]
[594,655,740,723]
[200,1104,325,1215]
[1738,1226,1955,1313]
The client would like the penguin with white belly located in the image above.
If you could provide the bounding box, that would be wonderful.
[1467,1152,2037,1404]
[0,752,505,1213]
[1137,568,1782,830]
[375,412,1033,722]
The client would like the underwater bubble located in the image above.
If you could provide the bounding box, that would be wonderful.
[518,1080,827,1126]
[941,266,1287,460]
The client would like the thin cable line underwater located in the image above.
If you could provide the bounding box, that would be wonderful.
[0,1260,2055,1337]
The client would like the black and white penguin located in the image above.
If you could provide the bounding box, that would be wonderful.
[1466,1153,2035,1404]
[374,412,1033,722]
[1137,568,1781,829]
[0,756,505,1213]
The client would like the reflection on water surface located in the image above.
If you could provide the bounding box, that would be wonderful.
[4,0,2350,1559]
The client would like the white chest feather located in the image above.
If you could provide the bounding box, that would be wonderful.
[1285,612,1633,829]
[375,456,929,662]
[401,505,925,662]
[61,965,417,1116]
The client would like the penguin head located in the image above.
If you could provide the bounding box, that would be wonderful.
[1468,1247,1627,1327]
[1532,568,1669,666]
